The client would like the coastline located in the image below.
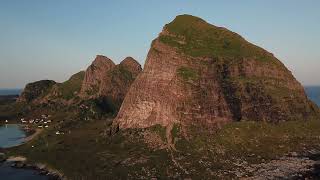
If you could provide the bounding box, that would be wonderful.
[21,127,43,143]
[0,123,42,148]
[3,155,64,180]
[0,124,65,180]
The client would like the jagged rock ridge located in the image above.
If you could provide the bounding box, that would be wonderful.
[80,55,116,98]
[80,55,142,111]
[114,14,319,130]
[18,55,142,113]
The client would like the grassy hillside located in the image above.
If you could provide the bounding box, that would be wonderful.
[7,115,320,179]
[159,15,275,62]
[56,71,85,100]
[19,80,56,102]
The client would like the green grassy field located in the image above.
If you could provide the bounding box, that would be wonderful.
[6,114,320,179]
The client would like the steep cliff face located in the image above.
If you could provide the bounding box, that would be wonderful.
[104,57,142,110]
[80,55,116,97]
[114,15,319,130]
[17,80,56,103]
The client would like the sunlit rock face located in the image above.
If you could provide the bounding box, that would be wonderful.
[114,15,319,131]
[80,55,142,110]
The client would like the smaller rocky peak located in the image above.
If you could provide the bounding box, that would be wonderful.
[119,57,142,74]
[91,55,116,70]
[80,55,116,98]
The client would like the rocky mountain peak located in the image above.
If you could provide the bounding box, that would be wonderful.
[120,57,142,75]
[92,55,115,69]
[158,14,276,66]
[80,55,116,97]
[79,55,142,113]
[114,14,319,131]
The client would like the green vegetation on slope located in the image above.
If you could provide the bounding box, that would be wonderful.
[181,119,320,160]
[177,66,199,81]
[118,65,134,81]
[111,65,134,83]
[7,116,171,179]
[7,116,320,179]
[21,80,56,102]
[159,15,274,62]
[57,71,85,100]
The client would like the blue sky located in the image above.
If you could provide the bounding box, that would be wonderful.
[0,0,319,88]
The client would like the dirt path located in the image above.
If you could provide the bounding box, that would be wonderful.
[166,124,174,150]
[166,124,189,174]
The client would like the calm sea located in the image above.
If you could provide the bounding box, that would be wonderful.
[305,86,320,107]
[0,124,26,148]
[0,89,22,96]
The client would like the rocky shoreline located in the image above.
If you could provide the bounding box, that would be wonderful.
[3,151,320,179]
[0,124,64,180]
[230,150,320,179]
[0,155,64,180]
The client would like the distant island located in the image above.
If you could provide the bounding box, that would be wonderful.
[0,15,320,179]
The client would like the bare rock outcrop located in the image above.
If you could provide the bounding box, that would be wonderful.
[80,55,116,97]
[114,14,319,131]
[120,57,142,75]
[17,55,141,114]
[80,55,142,111]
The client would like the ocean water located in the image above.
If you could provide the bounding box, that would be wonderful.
[305,86,320,107]
[0,124,49,180]
[0,89,22,96]
[0,163,49,180]
[0,124,26,148]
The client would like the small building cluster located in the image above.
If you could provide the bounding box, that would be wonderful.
[55,131,64,135]
[80,104,89,109]
[20,114,53,128]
